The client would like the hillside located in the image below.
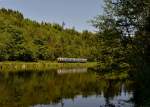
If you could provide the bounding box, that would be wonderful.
[0,8,99,61]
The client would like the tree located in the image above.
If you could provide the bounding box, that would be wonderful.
[92,0,150,105]
[92,0,150,70]
[0,8,99,61]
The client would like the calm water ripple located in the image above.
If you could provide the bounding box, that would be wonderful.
[0,68,134,107]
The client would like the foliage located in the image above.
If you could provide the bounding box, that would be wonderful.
[91,0,150,71]
[91,9,129,73]
[92,0,150,106]
[0,8,99,61]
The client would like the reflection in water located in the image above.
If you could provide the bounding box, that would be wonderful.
[57,68,87,74]
[33,88,133,107]
[0,69,134,107]
[131,69,150,107]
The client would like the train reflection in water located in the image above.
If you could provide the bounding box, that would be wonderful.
[57,68,87,74]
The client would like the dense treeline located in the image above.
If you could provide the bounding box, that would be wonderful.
[92,0,150,106]
[92,0,150,76]
[0,8,99,61]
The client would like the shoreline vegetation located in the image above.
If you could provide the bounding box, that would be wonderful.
[0,61,97,72]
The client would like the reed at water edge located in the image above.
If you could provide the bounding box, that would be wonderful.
[0,61,97,72]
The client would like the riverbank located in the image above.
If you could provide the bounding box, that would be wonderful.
[0,61,97,72]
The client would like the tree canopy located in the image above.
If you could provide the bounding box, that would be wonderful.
[0,8,99,61]
[92,0,150,106]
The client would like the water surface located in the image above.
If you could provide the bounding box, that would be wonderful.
[0,68,134,107]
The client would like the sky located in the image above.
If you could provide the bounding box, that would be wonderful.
[0,0,104,32]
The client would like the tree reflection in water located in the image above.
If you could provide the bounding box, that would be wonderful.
[0,69,134,107]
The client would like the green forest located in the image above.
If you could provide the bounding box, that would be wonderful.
[0,0,150,106]
[0,8,99,62]
[0,0,150,73]
[0,0,150,74]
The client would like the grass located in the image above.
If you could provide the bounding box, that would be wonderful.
[0,61,97,72]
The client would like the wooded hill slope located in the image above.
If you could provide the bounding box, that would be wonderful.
[0,8,99,61]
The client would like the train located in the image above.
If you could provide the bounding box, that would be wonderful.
[57,58,87,63]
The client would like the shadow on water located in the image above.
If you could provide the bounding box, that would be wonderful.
[0,68,135,107]
[130,66,150,107]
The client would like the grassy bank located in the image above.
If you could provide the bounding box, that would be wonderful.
[0,61,97,72]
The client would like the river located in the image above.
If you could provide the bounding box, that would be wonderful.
[0,68,135,107]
